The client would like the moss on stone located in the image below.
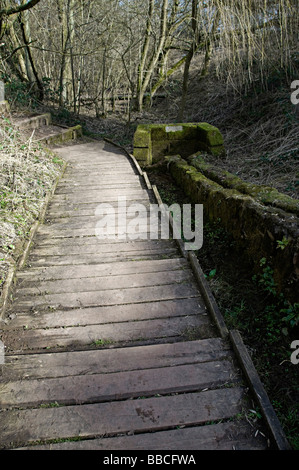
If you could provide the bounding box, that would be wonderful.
[133,123,225,167]
[133,147,151,164]
[165,154,299,301]
[133,127,151,147]
[197,123,224,146]
[188,154,299,216]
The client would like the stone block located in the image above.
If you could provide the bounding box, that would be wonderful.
[133,147,151,165]
[133,122,225,166]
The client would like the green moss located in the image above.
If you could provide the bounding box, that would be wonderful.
[133,122,225,165]
[188,154,299,215]
[197,123,224,146]
[133,147,151,165]
[133,127,151,147]
[166,154,299,301]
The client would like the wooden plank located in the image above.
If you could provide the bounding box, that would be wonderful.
[0,360,238,408]
[52,190,148,200]
[17,258,188,280]
[26,250,178,267]
[3,338,229,380]
[32,233,161,247]
[24,420,267,450]
[29,241,177,258]
[65,170,136,178]
[48,195,152,211]
[51,191,148,204]
[15,269,193,296]
[36,226,150,238]
[46,202,152,219]
[0,387,245,448]
[59,175,141,184]
[52,185,146,194]
[56,182,143,193]
[66,166,133,173]
[48,197,151,210]
[14,283,200,309]
[2,315,212,351]
[7,298,205,330]
[38,216,150,233]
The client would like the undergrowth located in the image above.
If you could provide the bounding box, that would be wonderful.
[0,116,64,292]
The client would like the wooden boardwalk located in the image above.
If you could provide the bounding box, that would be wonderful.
[0,139,287,450]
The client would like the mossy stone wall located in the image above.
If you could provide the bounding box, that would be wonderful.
[165,155,299,303]
[133,123,224,166]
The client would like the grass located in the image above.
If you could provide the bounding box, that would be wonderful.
[0,116,64,294]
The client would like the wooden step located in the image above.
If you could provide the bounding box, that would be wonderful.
[2,338,229,380]
[0,387,246,448]
[23,420,267,450]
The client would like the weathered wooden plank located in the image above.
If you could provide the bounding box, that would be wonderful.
[38,216,151,233]
[7,298,205,330]
[0,360,238,408]
[54,184,148,193]
[56,182,143,194]
[66,166,133,173]
[59,175,142,184]
[0,387,245,448]
[47,199,152,214]
[23,420,267,450]
[26,250,178,267]
[17,258,188,280]
[65,170,136,178]
[2,315,212,351]
[32,234,163,247]
[48,197,152,213]
[36,226,150,239]
[2,338,229,380]
[14,283,200,309]
[46,203,152,219]
[51,191,148,205]
[29,241,177,259]
[15,269,193,296]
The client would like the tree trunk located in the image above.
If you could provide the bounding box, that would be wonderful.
[136,0,154,111]
[6,19,28,81]
[19,4,44,101]
[57,0,75,108]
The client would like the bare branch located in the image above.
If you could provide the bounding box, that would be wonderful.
[0,0,42,18]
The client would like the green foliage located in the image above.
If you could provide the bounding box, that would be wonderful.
[276,236,290,250]
[1,75,35,107]
[252,257,299,338]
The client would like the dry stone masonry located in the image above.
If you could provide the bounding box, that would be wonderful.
[133,122,225,166]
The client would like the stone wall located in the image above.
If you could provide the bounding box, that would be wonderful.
[165,154,299,302]
[133,123,224,166]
